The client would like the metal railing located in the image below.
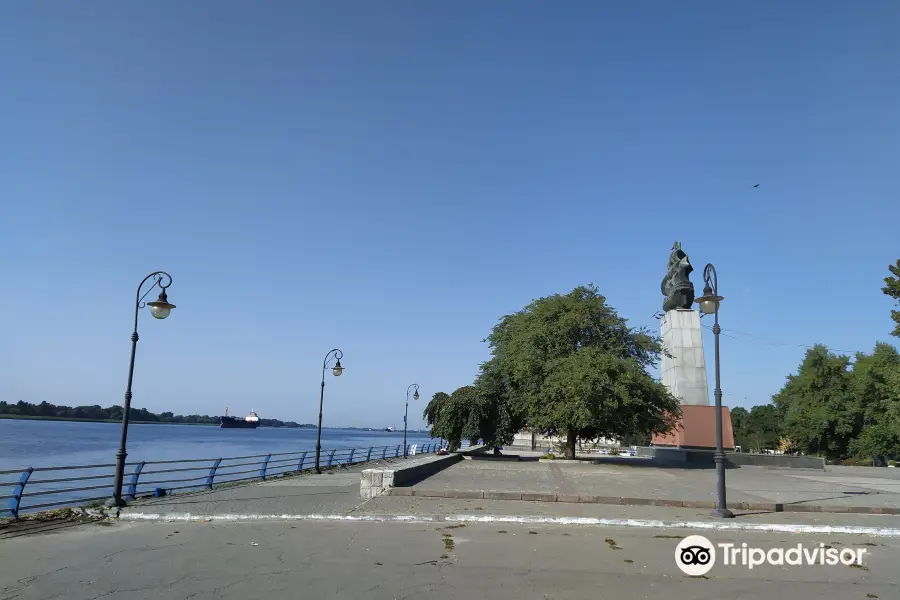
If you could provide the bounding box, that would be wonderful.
[1,441,447,519]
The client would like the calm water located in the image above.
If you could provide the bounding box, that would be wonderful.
[0,419,439,472]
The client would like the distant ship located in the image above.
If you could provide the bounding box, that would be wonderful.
[384,426,394,432]
[220,407,260,429]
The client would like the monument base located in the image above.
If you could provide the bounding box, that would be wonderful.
[651,405,734,450]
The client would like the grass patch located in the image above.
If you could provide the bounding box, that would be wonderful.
[440,554,448,559]
[863,542,879,547]
[443,536,455,551]
[866,594,878,598]
[624,559,634,564]
[848,563,869,571]
[687,575,710,580]
[653,535,681,539]
[374,562,382,566]
[497,530,507,534]
[528,531,538,535]
[445,523,467,529]
[605,538,622,550]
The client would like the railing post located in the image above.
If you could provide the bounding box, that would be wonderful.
[347,449,356,464]
[6,468,33,520]
[259,454,272,480]
[366,447,373,461]
[382,446,388,459]
[327,449,337,468]
[206,458,223,489]
[395,445,401,457]
[126,461,146,499]
[297,451,308,472]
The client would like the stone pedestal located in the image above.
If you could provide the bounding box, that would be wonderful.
[651,405,734,450]
[659,309,709,405]
[652,309,734,450]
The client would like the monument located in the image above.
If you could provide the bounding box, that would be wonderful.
[651,242,734,450]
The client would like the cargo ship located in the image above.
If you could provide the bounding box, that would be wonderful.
[220,407,260,429]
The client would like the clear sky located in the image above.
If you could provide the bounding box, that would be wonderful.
[2,2,898,429]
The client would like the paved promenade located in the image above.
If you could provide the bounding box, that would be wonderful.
[3,515,898,599]
[403,458,900,510]
[5,454,900,599]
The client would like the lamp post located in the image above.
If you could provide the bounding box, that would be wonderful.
[315,349,344,474]
[108,272,176,507]
[695,263,734,519]
[404,384,419,458]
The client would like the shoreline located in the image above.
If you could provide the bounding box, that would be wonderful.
[0,415,315,428]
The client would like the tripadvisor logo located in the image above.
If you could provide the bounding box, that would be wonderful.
[674,535,867,575]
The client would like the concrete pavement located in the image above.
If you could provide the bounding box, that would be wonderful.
[1,517,897,599]
[405,459,900,511]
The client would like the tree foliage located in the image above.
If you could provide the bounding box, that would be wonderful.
[485,285,680,458]
[770,343,900,461]
[730,404,783,452]
[883,259,900,337]
[0,400,307,427]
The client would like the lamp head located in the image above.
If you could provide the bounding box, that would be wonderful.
[147,289,176,320]
[694,284,723,315]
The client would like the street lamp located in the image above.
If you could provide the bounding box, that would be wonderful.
[315,348,344,474]
[109,272,176,507]
[404,384,419,458]
[694,263,734,519]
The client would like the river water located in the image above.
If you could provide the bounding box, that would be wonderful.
[0,419,439,472]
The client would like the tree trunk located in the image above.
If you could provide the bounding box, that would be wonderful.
[449,440,460,452]
[565,430,577,459]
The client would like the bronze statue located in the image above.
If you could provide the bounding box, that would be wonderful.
[661,241,695,311]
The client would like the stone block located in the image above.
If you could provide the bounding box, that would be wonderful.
[579,496,622,505]
[445,490,484,499]
[484,491,524,501]
[415,489,447,498]
[390,487,413,496]
[653,499,684,507]
[556,494,582,504]
[620,497,655,506]
[522,492,557,502]
[681,500,716,509]
[381,470,394,488]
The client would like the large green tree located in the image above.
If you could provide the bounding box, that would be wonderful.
[883,259,900,337]
[848,343,900,461]
[773,345,855,460]
[744,404,782,452]
[484,285,680,459]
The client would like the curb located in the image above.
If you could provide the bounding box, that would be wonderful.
[386,488,900,515]
[117,511,900,537]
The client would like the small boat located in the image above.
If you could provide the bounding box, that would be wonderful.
[384,426,394,432]
[220,407,260,429]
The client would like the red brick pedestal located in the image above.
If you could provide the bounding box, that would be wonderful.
[651,405,735,450]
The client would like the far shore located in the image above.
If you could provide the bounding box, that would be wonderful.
[0,415,315,428]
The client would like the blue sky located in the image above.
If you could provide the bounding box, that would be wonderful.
[2,2,898,428]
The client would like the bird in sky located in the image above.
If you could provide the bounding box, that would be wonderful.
[753,184,760,188]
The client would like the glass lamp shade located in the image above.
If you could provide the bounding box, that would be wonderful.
[149,304,172,319]
[413,390,420,401]
[695,293,723,315]
[698,298,718,314]
[147,290,175,320]
[332,360,344,376]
